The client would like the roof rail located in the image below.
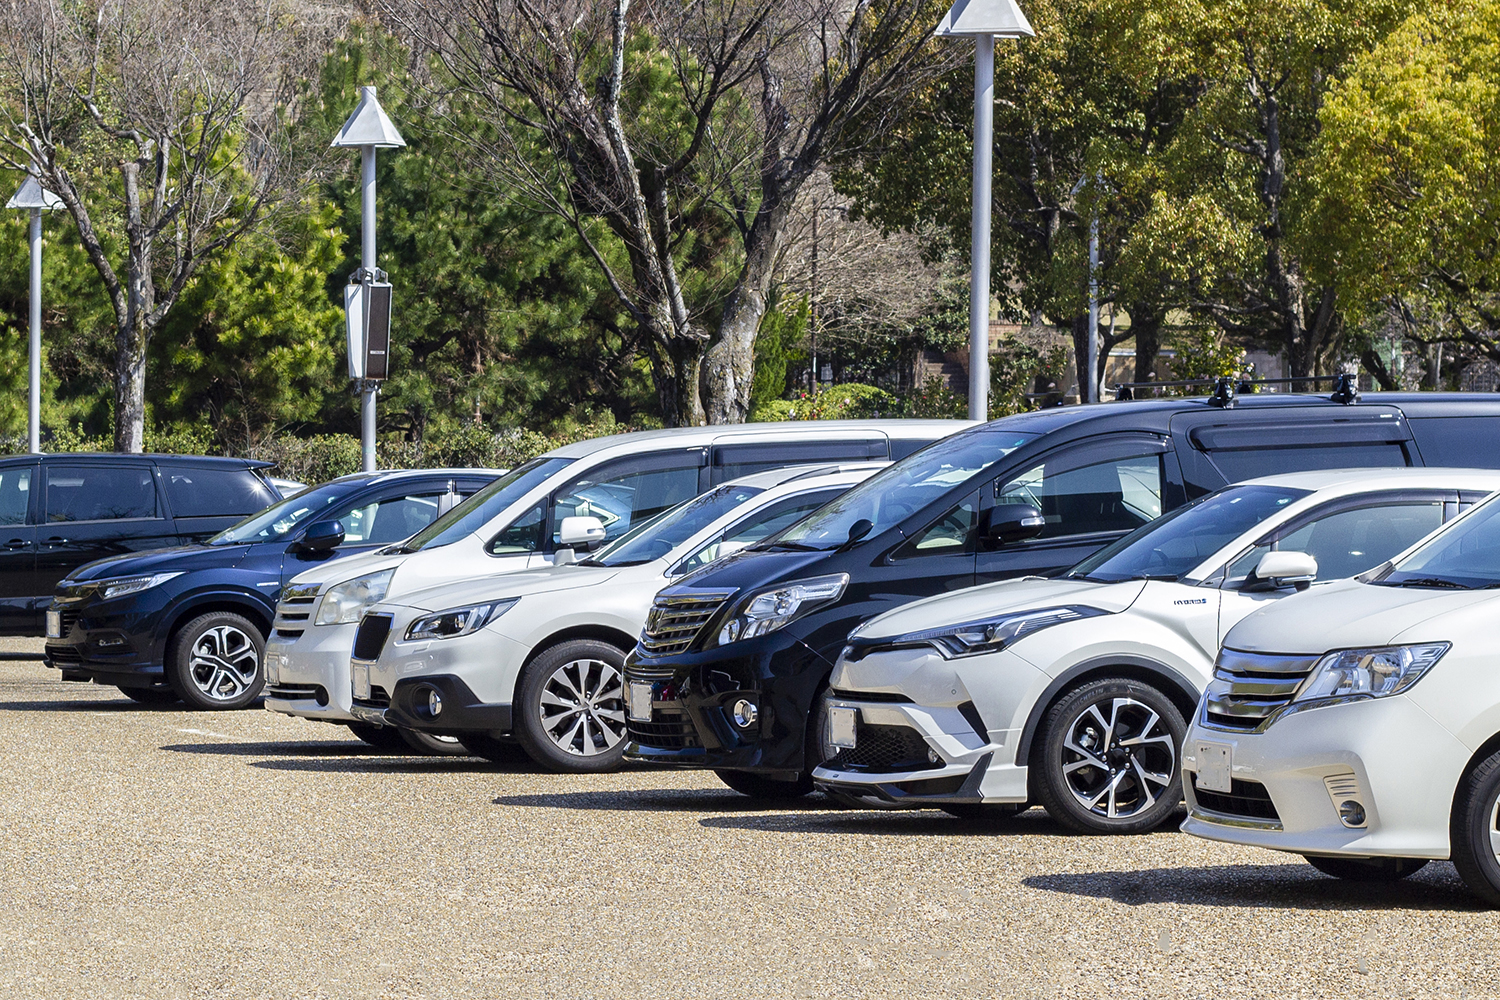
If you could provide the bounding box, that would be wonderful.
[1112,373,1361,407]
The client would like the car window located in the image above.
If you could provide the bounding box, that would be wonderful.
[892,494,979,559]
[677,490,842,574]
[339,492,448,545]
[1205,443,1410,481]
[552,464,700,544]
[1380,495,1500,587]
[488,503,546,555]
[162,466,277,517]
[996,447,1163,540]
[1226,501,1445,582]
[0,467,33,526]
[404,457,572,553]
[45,465,157,522]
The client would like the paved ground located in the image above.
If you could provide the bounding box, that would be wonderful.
[0,643,1495,1000]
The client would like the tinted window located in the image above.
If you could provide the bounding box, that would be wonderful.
[0,467,33,526]
[488,503,545,555]
[163,466,276,517]
[554,464,700,543]
[405,457,573,552]
[210,481,360,544]
[997,448,1163,539]
[1227,501,1444,581]
[677,490,844,574]
[711,440,884,483]
[892,494,979,559]
[1410,417,1500,468]
[1204,443,1410,481]
[46,465,156,522]
[341,493,447,545]
[1380,496,1500,588]
[591,484,765,567]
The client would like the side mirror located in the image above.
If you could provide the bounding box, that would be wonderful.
[298,519,345,552]
[557,515,607,550]
[983,504,1046,545]
[1250,550,1318,592]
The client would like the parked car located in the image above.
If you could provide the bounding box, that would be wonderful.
[337,463,883,771]
[812,468,1500,833]
[622,389,1500,799]
[263,421,969,744]
[1,453,280,636]
[44,469,499,712]
[1180,489,1500,902]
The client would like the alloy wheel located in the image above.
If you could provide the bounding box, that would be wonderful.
[187,624,260,702]
[537,658,626,756]
[1060,696,1176,820]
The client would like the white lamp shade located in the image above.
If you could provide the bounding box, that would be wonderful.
[7,173,63,211]
[331,86,407,149]
[936,0,1036,37]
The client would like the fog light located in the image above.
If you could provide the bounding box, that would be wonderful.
[1338,800,1366,828]
[96,636,126,648]
[927,748,941,764]
[731,698,758,728]
[427,689,444,718]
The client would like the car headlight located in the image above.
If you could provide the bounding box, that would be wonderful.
[1296,643,1450,702]
[404,599,518,641]
[314,570,395,626]
[709,574,849,648]
[99,572,185,600]
[863,605,1109,659]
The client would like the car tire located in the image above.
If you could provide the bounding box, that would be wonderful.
[941,803,1027,820]
[513,639,629,773]
[346,722,406,751]
[1450,748,1500,905]
[715,768,815,799]
[1033,677,1186,835]
[1303,854,1429,882]
[397,727,472,756]
[166,612,266,711]
[459,732,533,764]
[117,685,180,706]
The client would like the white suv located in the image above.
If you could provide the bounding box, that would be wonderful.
[1182,488,1500,902]
[813,468,1500,834]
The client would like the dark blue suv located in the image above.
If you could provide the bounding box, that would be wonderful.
[44,468,499,709]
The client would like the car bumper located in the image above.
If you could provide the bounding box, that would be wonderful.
[1179,696,1469,860]
[42,600,169,687]
[348,625,526,736]
[262,623,359,723]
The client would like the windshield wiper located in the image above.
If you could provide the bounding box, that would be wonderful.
[1067,572,1176,583]
[1390,577,1472,589]
[764,541,825,552]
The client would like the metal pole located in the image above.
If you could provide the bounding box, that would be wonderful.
[28,208,41,454]
[1087,208,1099,404]
[810,207,819,394]
[968,34,995,422]
[360,144,377,473]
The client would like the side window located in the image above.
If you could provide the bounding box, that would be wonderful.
[677,491,839,574]
[162,466,276,517]
[553,465,700,543]
[1205,443,1411,482]
[1226,501,1445,582]
[488,503,546,555]
[46,465,157,522]
[995,446,1164,540]
[339,493,446,545]
[711,440,884,483]
[892,495,979,559]
[0,467,34,526]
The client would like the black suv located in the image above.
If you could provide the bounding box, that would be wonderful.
[623,388,1500,798]
[42,468,498,709]
[0,453,279,636]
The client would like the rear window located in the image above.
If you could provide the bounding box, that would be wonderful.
[163,466,277,517]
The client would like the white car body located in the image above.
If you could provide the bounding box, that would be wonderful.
[813,468,1500,832]
[343,464,883,765]
[262,420,967,727]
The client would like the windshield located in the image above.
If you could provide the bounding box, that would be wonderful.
[208,480,363,545]
[585,484,766,567]
[1066,484,1311,583]
[399,457,571,552]
[1377,495,1500,588]
[770,428,1035,550]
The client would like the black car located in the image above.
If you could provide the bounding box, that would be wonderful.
[622,388,1500,798]
[43,468,498,709]
[0,453,280,636]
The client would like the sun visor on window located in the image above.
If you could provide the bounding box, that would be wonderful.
[1189,418,1411,452]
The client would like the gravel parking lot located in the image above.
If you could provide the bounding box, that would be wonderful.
[0,642,1494,1000]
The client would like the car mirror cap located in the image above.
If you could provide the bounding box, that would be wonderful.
[984,504,1046,545]
[1251,550,1318,591]
[557,515,607,549]
[298,519,345,552]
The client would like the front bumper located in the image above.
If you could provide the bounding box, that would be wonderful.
[1180,696,1469,860]
[262,623,359,723]
[42,595,171,687]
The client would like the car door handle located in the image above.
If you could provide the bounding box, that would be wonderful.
[43,536,68,545]
[2,538,31,550]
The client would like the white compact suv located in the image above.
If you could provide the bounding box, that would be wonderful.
[1182,488,1500,903]
[343,464,882,772]
[262,421,966,745]
[813,468,1500,834]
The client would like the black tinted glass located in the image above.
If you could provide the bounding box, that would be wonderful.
[163,466,276,517]
[0,466,33,526]
[1205,443,1410,482]
[46,465,157,522]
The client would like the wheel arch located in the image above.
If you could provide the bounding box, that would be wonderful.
[163,595,274,661]
[511,623,638,701]
[1015,654,1201,767]
[1454,731,1500,814]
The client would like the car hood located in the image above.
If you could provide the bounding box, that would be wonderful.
[381,563,626,613]
[65,543,249,583]
[851,576,1148,642]
[1223,578,1500,654]
[287,548,407,591]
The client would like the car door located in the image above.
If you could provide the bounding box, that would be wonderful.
[0,463,39,635]
[36,462,172,595]
[1215,491,1451,642]
[281,484,464,584]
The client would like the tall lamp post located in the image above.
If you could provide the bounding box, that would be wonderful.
[937,0,1034,421]
[7,169,63,454]
[332,86,405,473]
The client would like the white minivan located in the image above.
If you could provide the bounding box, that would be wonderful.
[262,421,968,748]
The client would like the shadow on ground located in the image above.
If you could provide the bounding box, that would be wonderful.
[696,805,1097,836]
[1022,862,1481,912]
[492,787,839,814]
[0,696,264,714]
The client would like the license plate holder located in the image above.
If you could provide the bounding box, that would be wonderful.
[1196,741,1232,794]
[45,610,60,639]
[627,681,653,722]
[351,661,371,701]
[829,705,858,750]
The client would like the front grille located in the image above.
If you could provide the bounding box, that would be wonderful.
[352,614,393,661]
[1191,774,1281,822]
[824,723,939,773]
[268,683,321,700]
[627,710,702,750]
[274,628,305,640]
[45,645,82,665]
[638,592,732,656]
[56,611,79,639]
[274,591,319,628]
[1200,649,1320,732]
[354,685,391,709]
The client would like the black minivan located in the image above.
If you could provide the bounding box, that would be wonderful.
[623,389,1500,798]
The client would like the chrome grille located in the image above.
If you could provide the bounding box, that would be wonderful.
[638,592,732,656]
[274,588,320,636]
[1201,649,1320,732]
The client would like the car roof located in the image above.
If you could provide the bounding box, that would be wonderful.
[542,420,975,460]
[1240,467,1500,493]
[2,452,274,470]
[319,467,506,488]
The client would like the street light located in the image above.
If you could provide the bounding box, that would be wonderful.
[332,86,405,473]
[937,0,1035,421]
[7,168,63,454]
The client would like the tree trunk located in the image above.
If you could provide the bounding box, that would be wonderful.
[1068,314,1090,402]
[114,325,147,453]
[1131,306,1166,384]
[650,337,706,427]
